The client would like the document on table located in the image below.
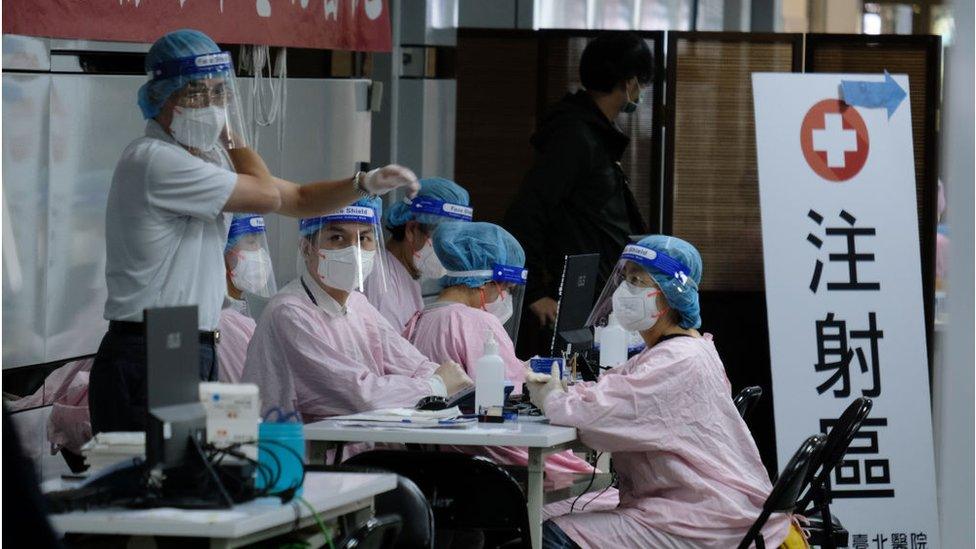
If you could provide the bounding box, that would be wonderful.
[331,407,476,429]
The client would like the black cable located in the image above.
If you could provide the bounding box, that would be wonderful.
[191,434,235,507]
[203,438,307,502]
[570,452,602,514]
[259,439,308,498]
[254,446,284,496]
[207,442,280,498]
[581,469,617,512]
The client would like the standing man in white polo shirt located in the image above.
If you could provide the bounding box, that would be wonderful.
[89,29,420,434]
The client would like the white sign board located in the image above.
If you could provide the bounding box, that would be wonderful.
[753,72,939,548]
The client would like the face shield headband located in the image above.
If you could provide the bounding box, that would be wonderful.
[443,263,528,285]
[151,51,233,81]
[403,196,474,222]
[620,244,697,291]
[299,206,379,233]
[226,215,266,250]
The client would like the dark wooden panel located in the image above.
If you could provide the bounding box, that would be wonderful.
[454,34,540,224]
[665,33,801,292]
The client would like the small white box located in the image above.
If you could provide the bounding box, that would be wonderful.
[199,382,260,459]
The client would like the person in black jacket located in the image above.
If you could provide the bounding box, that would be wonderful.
[504,32,650,356]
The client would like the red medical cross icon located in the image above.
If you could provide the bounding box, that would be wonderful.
[800,99,870,182]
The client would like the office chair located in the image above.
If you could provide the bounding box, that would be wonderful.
[346,450,531,548]
[733,386,764,420]
[737,434,826,549]
[307,464,434,549]
[798,397,873,548]
[341,514,403,549]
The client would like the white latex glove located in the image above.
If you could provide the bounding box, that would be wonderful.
[526,362,565,412]
[363,164,420,198]
[434,361,473,396]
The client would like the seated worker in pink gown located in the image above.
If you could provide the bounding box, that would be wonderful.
[241,198,473,423]
[363,177,473,333]
[218,214,277,382]
[403,221,596,478]
[528,235,804,549]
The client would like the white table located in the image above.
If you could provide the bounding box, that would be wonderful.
[48,472,397,548]
[304,419,580,549]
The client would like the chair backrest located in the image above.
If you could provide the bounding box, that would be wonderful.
[766,434,825,512]
[797,397,873,511]
[733,386,763,420]
[346,450,531,547]
[737,434,825,549]
[306,464,434,549]
[342,514,403,549]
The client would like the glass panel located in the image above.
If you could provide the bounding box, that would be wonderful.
[3,75,50,367]
[534,0,589,29]
[45,75,146,362]
[639,0,692,30]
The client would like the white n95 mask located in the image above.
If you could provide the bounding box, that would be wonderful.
[316,246,376,292]
[611,281,666,332]
[230,249,272,295]
[414,240,447,280]
[171,105,226,151]
[484,289,514,325]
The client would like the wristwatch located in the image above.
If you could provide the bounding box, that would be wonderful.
[352,171,376,199]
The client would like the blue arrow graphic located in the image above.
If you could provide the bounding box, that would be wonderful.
[840,70,907,119]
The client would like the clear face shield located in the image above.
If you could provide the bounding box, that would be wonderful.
[404,196,474,281]
[586,244,697,333]
[446,263,527,339]
[152,51,249,153]
[225,215,277,299]
[299,206,388,295]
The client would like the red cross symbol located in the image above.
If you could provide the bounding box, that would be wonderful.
[800,99,870,182]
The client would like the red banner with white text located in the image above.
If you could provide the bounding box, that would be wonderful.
[3,0,391,52]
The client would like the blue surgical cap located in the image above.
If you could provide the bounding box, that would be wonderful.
[225,214,266,252]
[635,235,703,329]
[299,197,383,237]
[137,29,222,120]
[435,222,526,288]
[384,177,472,229]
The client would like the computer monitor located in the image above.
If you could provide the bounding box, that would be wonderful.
[145,306,206,470]
[549,254,600,356]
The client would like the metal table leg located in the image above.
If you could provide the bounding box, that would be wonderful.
[527,448,545,549]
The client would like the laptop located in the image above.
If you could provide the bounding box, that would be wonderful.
[549,254,601,357]
[145,305,205,471]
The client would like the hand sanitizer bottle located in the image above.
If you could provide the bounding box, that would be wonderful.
[475,330,506,414]
[600,313,628,368]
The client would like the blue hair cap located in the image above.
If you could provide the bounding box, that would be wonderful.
[137,29,222,119]
[434,222,526,288]
[633,235,703,329]
[384,177,472,228]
